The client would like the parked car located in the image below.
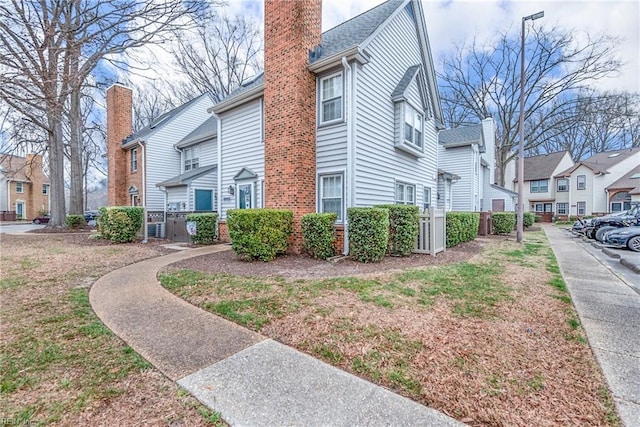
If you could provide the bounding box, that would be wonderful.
[584,204,640,239]
[32,215,50,224]
[603,226,640,252]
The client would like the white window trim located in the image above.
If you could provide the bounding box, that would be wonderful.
[15,182,23,193]
[577,201,586,216]
[318,71,344,126]
[42,184,49,195]
[184,146,200,172]
[557,202,569,215]
[395,180,416,205]
[577,175,586,190]
[395,101,425,157]
[318,171,344,223]
[423,187,432,212]
[530,179,548,193]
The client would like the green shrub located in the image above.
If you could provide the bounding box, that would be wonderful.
[227,209,293,261]
[375,204,419,256]
[97,206,144,243]
[347,208,389,263]
[302,213,337,259]
[186,213,218,245]
[65,214,84,229]
[523,211,535,228]
[493,212,516,234]
[445,212,480,248]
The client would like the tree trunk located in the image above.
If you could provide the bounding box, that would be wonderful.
[48,118,67,227]
[69,84,84,215]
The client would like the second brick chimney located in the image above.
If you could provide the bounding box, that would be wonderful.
[106,84,133,206]
[264,0,322,253]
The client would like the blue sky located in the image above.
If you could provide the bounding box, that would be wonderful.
[223,0,639,93]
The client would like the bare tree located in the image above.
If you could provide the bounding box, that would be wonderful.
[169,13,263,103]
[438,26,622,185]
[0,0,209,225]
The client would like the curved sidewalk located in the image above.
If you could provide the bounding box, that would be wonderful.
[90,245,461,426]
[544,225,640,426]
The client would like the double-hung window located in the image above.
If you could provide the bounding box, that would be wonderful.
[15,182,23,193]
[403,104,423,149]
[42,184,48,195]
[557,178,568,192]
[395,182,415,205]
[530,179,548,193]
[577,201,586,216]
[319,174,343,221]
[131,148,138,172]
[577,175,586,190]
[557,202,568,215]
[320,73,342,124]
[423,187,431,211]
[184,146,199,172]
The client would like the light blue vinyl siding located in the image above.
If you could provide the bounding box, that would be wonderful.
[317,122,347,172]
[219,99,264,219]
[144,95,214,211]
[353,5,438,209]
[438,146,473,211]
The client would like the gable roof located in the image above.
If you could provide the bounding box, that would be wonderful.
[556,147,640,177]
[606,164,640,191]
[520,151,570,182]
[312,0,403,63]
[0,154,49,183]
[213,0,443,125]
[156,164,217,188]
[175,115,217,149]
[123,93,212,147]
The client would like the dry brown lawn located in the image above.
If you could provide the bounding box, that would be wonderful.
[0,233,221,426]
[162,231,619,427]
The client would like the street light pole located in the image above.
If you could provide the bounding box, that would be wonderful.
[517,10,544,243]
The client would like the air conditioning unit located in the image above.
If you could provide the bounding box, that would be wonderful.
[147,222,166,238]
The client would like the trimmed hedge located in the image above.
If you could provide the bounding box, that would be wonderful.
[97,206,144,243]
[347,207,389,263]
[446,212,480,248]
[227,209,293,261]
[302,213,337,260]
[493,212,516,234]
[65,214,84,229]
[375,204,419,257]
[523,212,535,228]
[186,213,218,245]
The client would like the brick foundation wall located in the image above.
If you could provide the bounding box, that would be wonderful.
[264,0,322,254]
[334,225,345,255]
[106,85,133,206]
[218,221,230,243]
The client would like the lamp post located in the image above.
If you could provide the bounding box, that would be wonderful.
[517,10,544,243]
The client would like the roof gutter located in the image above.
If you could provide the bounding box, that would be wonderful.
[308,46,369,74]
[210,85,264,114]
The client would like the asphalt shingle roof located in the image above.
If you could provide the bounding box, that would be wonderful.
[556,147,640,176]
[123,93,211,145]
[156,165,217,188]
[391,65,421,100]
[522,151,570,182]
[175,115,217,148]
[438,125,482,146]
[313,0,404,62]
[606,164,640,191]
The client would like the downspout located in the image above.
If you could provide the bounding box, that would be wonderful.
[217,116,222,216]
[139,141,148,243]
[342,56,355,255]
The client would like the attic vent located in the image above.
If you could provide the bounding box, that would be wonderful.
[608,153,621,158]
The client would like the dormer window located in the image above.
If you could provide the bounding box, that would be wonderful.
[320,72,343,124]
[184,146,199,172]
[404,104,423,149]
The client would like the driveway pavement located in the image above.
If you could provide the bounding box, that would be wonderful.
[0,222,46,234]
[544,225,640,426]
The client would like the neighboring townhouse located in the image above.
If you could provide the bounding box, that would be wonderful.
[106,87,215,215]
[437,118,516,212]
[554,147,640,216]
[515,151,574,221]
[606,165,640,209]
[211,0,444,253]
[0,153,50,220]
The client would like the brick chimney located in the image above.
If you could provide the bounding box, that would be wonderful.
[264,0,322,253]
[106,84,133,206]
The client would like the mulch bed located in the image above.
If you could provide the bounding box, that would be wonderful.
[169,237,492,279]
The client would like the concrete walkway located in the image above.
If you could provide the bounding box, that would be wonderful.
[544,225,640,426]
[90,245,461,426]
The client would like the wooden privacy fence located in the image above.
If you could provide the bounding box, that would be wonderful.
[414,207,446,255]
